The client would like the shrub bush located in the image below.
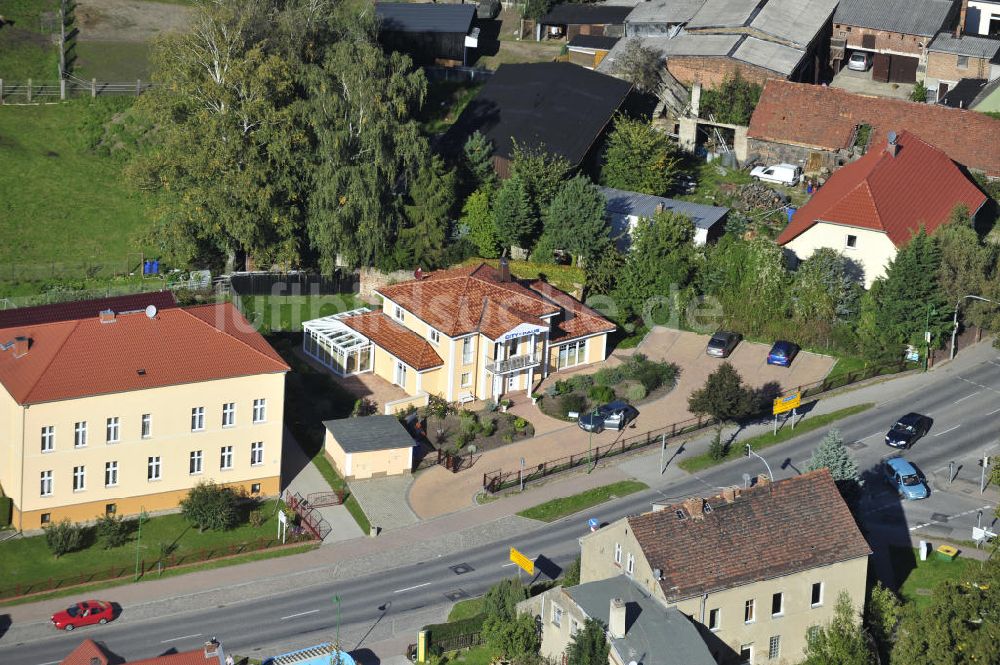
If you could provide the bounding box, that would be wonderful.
[0,496,11,527]
[554,380,573,395]
[625,383,647,402]
[481,418,497,436]
[249,509,265,528]
[559,392,587,415]
[44,519,86,558]
[568,374,594,391]
[180,481,241,532]
[593,366,627,386]
[514,417,528,431]
[588,385,616,403]
[459,410,479,435]
[96,513,131,549]
[426,394,454,420]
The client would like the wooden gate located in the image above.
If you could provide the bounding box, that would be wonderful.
[888,55,918,83]
[872,53,890,82]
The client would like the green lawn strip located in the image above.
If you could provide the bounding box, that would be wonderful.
[72,41,152,81]
[0,499,291,596]
[517,480,649,522]
[0,0,60,81]
[678,403,875,473]
[0,542,317,607]
[891,546,974,611]
[344,494,372,535]
[447,645,493,665]
[448,596,485,621]
[0,100,154,283]
[240,294,368,333]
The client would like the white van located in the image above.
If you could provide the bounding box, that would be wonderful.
[750,163,802,186]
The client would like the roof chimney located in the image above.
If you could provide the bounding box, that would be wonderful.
[204,638,225,665]
[757,474,771,486]
[654,202,665,214]
[498,255,511,283]
[956,0,968,38]
[682,497,704,518]
[722,487,738,503]
[886,130,899,157]
[99,309,116,324]
[12,336,29,358]
[609,598,627,639]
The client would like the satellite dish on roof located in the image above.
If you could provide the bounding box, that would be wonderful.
[145,305,157,319]
[887,130,898,145]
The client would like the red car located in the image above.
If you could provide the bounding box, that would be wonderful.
[51,600,115,630]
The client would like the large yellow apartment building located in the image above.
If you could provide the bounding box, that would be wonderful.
[303,261,615,413]
[0,292,289,531]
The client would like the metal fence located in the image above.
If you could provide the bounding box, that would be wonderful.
[0,77,155,104]
[286,491,332,540]
[483,358,913,493]
[228,271,357,297]
[433,632,484,652]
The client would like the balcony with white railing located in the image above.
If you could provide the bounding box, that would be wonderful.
[485,353,541,374]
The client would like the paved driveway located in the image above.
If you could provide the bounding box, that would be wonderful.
[408,328,835,519]
[831,67,914,100]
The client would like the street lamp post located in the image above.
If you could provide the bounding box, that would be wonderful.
[950,295,1000,360]
[588,407,600,473]
[745,444,773,482]
[330,594,341,665]
[924,304,935,371]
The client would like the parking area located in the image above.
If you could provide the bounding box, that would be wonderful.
[830,67,915,100]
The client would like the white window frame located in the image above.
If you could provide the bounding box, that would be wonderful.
[191,406,205,432]
[614,542,622,565]
[772,591,784,617]
[394,305,404,321]
[74,421,87,448]
[740,644,753,665]
[148,456,161,481]
[708,608,720,631]
[40,470,53,497]
[251,441,264,466]
[745,598,756,624]
[811,582,824,608]
[222,402,236,428]
[957,54,969,69]
[220,445,233,470]
[556,339,588,370]
[190,450,203,475]
[626,552,635,576]
[105,461,119,487]
[73,465,86,492]
[570,619,580,637]
[41,426,54,453]
[429,328,440,344]
[768,635,780,660]
[106,417,120,443]
[845,234,858,249]
[551,603,563,627]
[460,372,471,388]
[462,337,473,365]
[141,413,152,439]
[253,399,267,424]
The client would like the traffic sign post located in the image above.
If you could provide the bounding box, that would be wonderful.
[772,392,801,435]
[509,547,535,576]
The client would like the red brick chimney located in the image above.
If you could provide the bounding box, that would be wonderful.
[12,336,29,358]
[722,487,738,503]
[683,497,705,518]
[757,474,771,486]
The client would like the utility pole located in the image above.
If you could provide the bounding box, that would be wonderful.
[587,407,600,473]
[332,594,342,664]
[950,295,999,360]
[981,454,990,495]
[924,304,935,371]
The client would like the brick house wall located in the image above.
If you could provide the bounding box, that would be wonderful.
[667,57,782,88]
[926,51,994,83]
[833,24,927,57]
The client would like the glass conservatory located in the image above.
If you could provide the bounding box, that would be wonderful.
[302,308,373,376]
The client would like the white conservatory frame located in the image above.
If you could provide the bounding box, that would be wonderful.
[303,308,374,376]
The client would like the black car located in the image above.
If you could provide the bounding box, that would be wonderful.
[577,401,639,433]
[885,412,933,449]
[707,331,742,358]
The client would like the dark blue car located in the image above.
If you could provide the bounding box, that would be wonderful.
[767,340,799,367]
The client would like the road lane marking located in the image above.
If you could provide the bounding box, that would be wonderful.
[280,609,320,620]
[909,505,993,532]
[989,406,1000,416]
[37,661,60,665]
[394,582,432,594]
[934,425,962,437]
[954,392,980,404]
[160,634,203,643]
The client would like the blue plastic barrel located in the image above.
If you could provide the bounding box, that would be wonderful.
[786,207,797,222]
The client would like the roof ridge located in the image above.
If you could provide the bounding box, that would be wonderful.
[180,303,288,371]
[23,319,81,404]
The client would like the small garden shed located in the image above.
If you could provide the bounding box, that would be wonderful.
[323,415,416,480]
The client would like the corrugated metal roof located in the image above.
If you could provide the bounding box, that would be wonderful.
[928,32,1000,59]
[750,0,839,48]
[626,0,707,25]
[375,2,475,33]
[599,186,729,229]
[733,35,805,75]
[686,0,760,29]
[659,32,742,56]
[833,0,955,37]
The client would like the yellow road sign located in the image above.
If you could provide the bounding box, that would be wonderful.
[772,391,801,415]
[509,547,535,575]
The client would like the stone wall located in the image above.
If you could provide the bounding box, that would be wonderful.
[357,267,416,300]
[666,57,781,89]
[745,138,859,175]
[926,51,993,85]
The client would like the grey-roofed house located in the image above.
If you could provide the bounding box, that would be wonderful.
[567,34,621,69]
[600,186,728,247]
[519,576,716,665]
[831,0,958,83]
[323,415,416,480]
[539,3,632,41]
[925,31,1000,101]
[625,0,706,36]
[375,2,477,66]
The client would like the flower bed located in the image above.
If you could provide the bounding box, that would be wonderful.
[537,354,679,421]
[407,396,534,457]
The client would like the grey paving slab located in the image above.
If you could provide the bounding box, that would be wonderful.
[318,504,365,544]
[348,476,420,531]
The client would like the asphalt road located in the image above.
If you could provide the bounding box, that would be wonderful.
[2,350,999,665]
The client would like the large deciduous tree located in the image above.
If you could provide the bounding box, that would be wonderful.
[461,186,502,258]
[614,210,696,321]
[803,593,874,665]
[613,38,663,94]
[542,175,609,265]
[566,617,609,665]
[687,362,756,434]
[601,115,681,196]
[700,236,788,338]
[791,248,863,348]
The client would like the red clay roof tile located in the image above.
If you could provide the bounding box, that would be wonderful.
[341,312,444,371]
[60,639,110,665]
[777,130,987,246]
[748,80,1000,176]
[0,301,288,405]
[626,469,871,601]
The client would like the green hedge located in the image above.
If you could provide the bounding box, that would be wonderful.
[424,613,487,644]
[0,496,11,527]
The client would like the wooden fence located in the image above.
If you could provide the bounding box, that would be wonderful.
[483,358,912,493]
[0,535,313,601]
[0,76,155,104]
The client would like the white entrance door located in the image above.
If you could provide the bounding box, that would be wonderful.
[507,374,518,391]
[394,360,407,387]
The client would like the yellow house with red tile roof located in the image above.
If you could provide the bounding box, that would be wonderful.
[0,294,288,531]
[302,261,615,412]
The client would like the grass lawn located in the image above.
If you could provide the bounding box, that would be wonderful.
[678,403,875,473]
[0,99,153,285]
[444,645,493,665]
[419,80,482,135]
[460,257,584,295]
[448,596,485,622]
[517,480,649,522]
[239,294,368,333]
[0,0,60,81]
[72,41,152,81]
[0,499,291,596]
[891,545,974,611]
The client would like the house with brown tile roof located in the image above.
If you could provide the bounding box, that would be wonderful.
[578,470,871,664]
[0,295,288,531]
[746,79,1000,177]
[779,130,989,287]
[61,638,229,665]
[303,261,614,413]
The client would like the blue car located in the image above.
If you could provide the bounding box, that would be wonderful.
[883,457,929,500]
[767,340,799,367]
